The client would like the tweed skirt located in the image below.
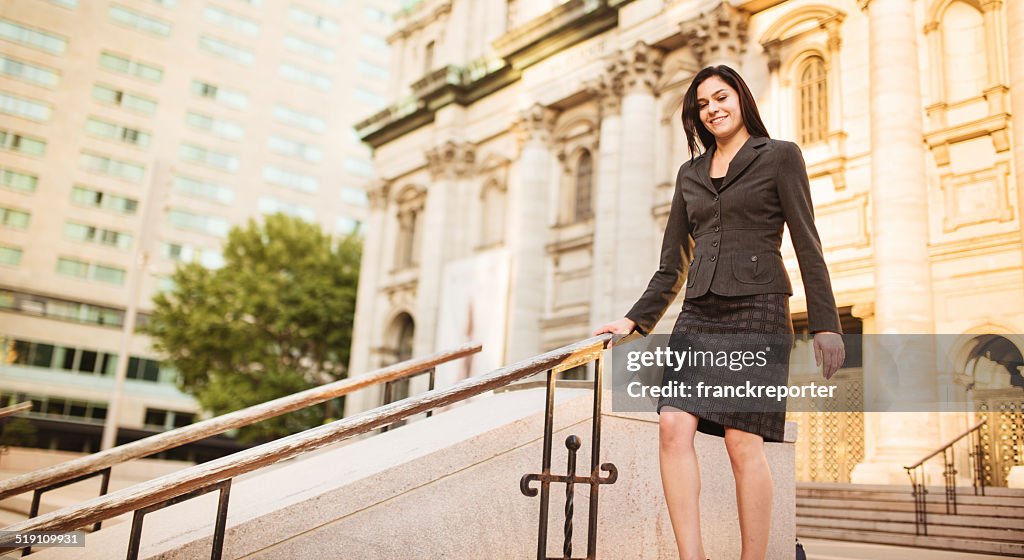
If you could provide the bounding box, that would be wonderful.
[657,291,794,443]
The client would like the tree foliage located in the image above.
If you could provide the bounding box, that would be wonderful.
[146,214,361,442]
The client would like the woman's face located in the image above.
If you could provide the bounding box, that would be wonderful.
[696,76,745,141]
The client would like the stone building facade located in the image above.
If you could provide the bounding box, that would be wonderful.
[352,0,1023,486]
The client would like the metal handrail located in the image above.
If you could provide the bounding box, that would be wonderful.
[903,418,987,536]
[0,343,481,505]
[0,402,32,421]
[0,334,615,558]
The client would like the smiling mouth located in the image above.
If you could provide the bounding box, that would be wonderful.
[709,115,727,126]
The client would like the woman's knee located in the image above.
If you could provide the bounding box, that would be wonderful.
[724,429,766,468]
[659,408,697,451]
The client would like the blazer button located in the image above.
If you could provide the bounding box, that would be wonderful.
[751,255,758,261]
[712,240,719,247]
[713,196,719,201]
[710,256,717,262]
[714,226,720,232]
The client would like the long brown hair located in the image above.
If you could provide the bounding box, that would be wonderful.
[681,65,770,159]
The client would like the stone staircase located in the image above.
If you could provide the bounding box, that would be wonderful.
[797,482,1024,557]
[29,387,798,559]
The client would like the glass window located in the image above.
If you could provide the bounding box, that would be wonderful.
[0,245,22,266]
[168,209,230,236]
[178,143,240,172]
[0,19,67,54]
[0,129,46,156]
[360,33,388,52]
[354,87,387,108]
[0,207,30,229]
[0,168,38,193]
[85,116,150,147]
[185,111,244,140]
[267,135,323,162]
[278,63,331,91]
[79,152,145,182]
[191,79,249,109]
[99,51,163,82]
[282,34,335,63]
[64,221,133,249]
[56,257,89,278]
[335,216,361,235]
[108,5,172,36]
[364,7,390,25]
[288,6,338,35]
[198,35,255,66]
[263,165,318,193]
[272,104,326,133]
[357,59,388,81]
[173,175,235,204]
[344,157,373,177]
[93,264,126,284]
[258,196,315,221]
[340,186,368,206]
[0,92,51,122]
[92,84,158,115]
[70,186,138,215]
[203,6,260,36]
[0,55,60,87]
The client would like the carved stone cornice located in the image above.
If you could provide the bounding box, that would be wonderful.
[680,2,750,67]
[611,41,663,96]
[513,103,557,149]
[425,140,477,180]
[366,179,392,210]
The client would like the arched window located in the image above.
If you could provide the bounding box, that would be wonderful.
[940,1,985,103]
[574,149,593,222]
[797,55,828,145]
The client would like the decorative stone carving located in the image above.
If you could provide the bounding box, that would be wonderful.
[512,103,557,152]
[610,41,663,96]
[585,67,623,117]
[680,1,750,67]
[366,179,392,210]
[425,140,476,180]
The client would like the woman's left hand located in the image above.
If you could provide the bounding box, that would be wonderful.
[813,332,845,381]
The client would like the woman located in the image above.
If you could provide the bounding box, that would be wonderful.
[593,65,845,560]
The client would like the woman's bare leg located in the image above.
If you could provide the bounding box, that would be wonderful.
[659,406,706,560]
[724,427,772,560]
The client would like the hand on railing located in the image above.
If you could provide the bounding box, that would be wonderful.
[592,318,636,348]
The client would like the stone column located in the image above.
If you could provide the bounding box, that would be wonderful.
[505,104,555,363]
[345,179,391,417]
[587,66,623,331]
[414,140,475,360]
[1006,0,1024,284]
[680,1,749,69]
[762,39,783,137]
[850,0,940,485]
[612,41,663,320]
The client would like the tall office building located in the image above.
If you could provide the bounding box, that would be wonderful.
[0,0,397,457]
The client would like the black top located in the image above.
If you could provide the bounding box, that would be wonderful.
[711,175,724,192]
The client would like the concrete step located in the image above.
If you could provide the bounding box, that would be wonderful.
[798,527,1024,557]
[797,496,1024,519]
[797,487,1024,508]
[797,504,1023,529]
[798,514,1024,542]
[798,482,1024,498]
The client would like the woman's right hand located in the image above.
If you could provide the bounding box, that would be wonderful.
[592,318,637,347]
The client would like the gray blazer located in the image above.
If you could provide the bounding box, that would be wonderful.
[625,136,842,336]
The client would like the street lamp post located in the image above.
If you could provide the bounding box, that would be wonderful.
[100,162,169,451]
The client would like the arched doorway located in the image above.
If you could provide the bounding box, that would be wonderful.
[963,335,1024,486]
[386,312,415,402]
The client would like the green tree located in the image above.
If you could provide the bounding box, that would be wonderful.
[146,214,361,442]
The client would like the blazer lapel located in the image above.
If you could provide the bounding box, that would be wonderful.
[719,136,769,193]
[695,148,717,196]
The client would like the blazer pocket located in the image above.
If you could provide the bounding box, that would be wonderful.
[731,252,776,284]
[686,255,702,288]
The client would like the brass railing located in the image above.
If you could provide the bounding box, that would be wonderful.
[0,342,481,536]
[903,418,987,536]
[0,402,32,421]
[0,335,617,560]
